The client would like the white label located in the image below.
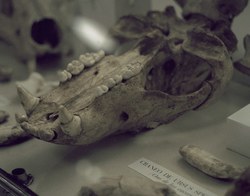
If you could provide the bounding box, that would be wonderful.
[128,158,217,196]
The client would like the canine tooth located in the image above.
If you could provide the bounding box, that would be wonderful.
[179,145,244,179]
[59,105,82,136]
[15,113,28,123]
[58,105,73,124]
[16,85,40,115]
[106,78,116,88]
[113,75,122,83]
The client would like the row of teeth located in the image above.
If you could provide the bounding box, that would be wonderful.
[58,50,105,83]
[94,61,143,97]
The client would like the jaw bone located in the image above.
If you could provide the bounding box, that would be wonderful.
[16,85,40,115]
[58,105,82,137]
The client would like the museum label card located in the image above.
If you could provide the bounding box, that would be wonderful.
[129,158,217,196]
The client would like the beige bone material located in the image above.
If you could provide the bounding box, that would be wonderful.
[179,145,244,179]
[79,176,178,196]
[17,28,233,145]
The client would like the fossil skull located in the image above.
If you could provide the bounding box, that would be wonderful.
[16,28,233,145]
[0,0,77,63]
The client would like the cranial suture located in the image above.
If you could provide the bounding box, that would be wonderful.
[15,1,248,145]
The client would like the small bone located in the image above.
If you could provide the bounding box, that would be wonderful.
[59,105,82,137]
[58,70,72,83]
[179,145,244,179]
[0,110,9,124]
[67,60,85,75]
[16,85,40,115]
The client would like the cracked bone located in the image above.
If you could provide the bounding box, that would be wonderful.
[179,145,244,179]
[17,28,233,145]
[16,85,40,116]
[234,34,250,76]
[79,176,178,196]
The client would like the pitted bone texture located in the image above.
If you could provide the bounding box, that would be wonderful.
[179,145,244,179]
[17,28,233,145]
[79,176,178,196]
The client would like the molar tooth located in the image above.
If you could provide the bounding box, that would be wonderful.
[16,85,40,115]
[106,78,116,88]
[122,69,134,80]
[113,75,122,83]
[58,105,82,136]
[67,60,85,75]
[58,70,72,83]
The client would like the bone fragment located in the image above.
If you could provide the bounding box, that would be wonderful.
[59,105,82,137]
[0,110,9,124]
[179,145,244,179]
[16,84,40,115]
[79,176,178,196]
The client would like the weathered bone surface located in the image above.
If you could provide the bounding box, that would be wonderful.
[111,1,248,54]
[0,0,77,64]
[179,145,244,179]
[17,28,233,145]
[225,167,250,196]
[79,176,177,196]
[234,35,250,76]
